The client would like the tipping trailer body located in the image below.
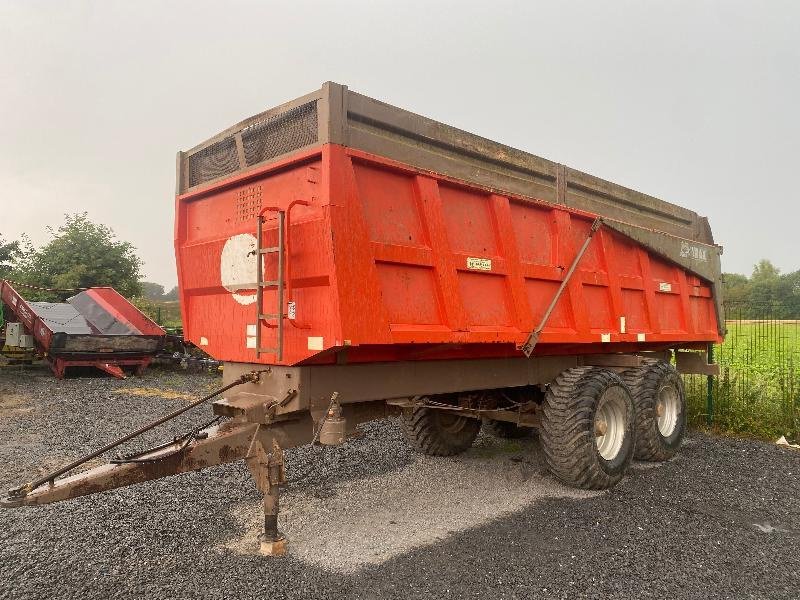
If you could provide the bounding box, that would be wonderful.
[175,82,723,367]
[0,281,166,378]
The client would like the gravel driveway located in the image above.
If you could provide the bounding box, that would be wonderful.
[1,365,798,599]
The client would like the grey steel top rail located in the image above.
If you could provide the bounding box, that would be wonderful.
[177,82,714,246]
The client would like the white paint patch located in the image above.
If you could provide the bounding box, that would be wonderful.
[601,333,611,342]
[199,337,209,346]
[246,336,256,349]
[307,336,324,351]
[658,282,672,293]
[246,324,257,337]
[619,316,626,333]
[220,437,602,573]
[637,332,646,342]
[220,233,260,305]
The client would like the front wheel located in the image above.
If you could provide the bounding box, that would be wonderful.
[540,367,635,490]
[400,403,481,456]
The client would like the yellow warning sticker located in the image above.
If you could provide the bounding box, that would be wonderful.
[467,257,492,271]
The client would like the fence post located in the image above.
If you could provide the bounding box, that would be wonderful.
[706,342,714,426]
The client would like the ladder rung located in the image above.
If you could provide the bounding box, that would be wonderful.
[259,247,280,254]
[258,347,278,354]
[259,313,282,320]
[260,281,279,287]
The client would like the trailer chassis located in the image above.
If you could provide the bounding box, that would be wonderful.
[2,352,717,555]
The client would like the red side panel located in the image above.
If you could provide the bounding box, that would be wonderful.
[174,144,720,367]
[328,145,720,355]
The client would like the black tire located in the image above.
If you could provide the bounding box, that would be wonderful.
[540,367,635,490]
[483,419,533,439]
[400,404,481,456]
[623,361,686,461]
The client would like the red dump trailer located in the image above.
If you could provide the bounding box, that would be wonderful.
[0,281,165,378]
[4,83,723,556]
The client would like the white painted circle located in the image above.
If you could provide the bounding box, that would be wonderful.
[220,233,260,305]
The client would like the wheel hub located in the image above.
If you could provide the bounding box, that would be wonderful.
[594,387,628,460]
[656,385,679,437]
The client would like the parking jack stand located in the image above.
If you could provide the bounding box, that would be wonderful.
[247,439,288,556]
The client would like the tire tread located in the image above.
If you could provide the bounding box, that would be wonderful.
[400,405,480,456]
[539,367,634,490]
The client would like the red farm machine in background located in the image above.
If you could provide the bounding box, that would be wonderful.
[0,280,165,378]
[4,83,723,557]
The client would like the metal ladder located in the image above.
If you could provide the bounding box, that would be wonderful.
[255,208,285,361]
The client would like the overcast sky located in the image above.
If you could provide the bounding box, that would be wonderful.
[1,1,797,288]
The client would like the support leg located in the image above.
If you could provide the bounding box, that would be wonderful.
[260,475,286,556]
[134,359,150,376]
[247,439,288,556]
[50,357,66,379]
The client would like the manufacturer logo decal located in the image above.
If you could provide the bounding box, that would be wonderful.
[680,241,708,262]
[17,305,31,321]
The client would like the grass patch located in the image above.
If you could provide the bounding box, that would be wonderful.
[130,298,183,329]
[684,321,800,442]
[470,438,527,458]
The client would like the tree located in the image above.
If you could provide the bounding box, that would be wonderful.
[721,260,800,318]
[749,259,781,314]
[13,213,143,300]
[0,234,21,278]
[773,269,800,319]
[140,281,166,300]
[751,259,780,282]
[722,273,750,302]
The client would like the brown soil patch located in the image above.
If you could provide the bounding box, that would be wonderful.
[0,393,34,416]
[114,387,196,402]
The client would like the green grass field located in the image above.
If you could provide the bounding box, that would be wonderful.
[684,321,800,442]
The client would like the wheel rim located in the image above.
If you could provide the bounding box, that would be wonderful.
[656,384,680,437]
[594,386,628,461]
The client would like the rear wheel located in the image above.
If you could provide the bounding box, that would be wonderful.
[483,419,532,439]
[540,367,635,489]
[400,403,481,456]
[623,361,686,461]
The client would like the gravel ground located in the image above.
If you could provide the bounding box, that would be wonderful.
[1,363,798,599]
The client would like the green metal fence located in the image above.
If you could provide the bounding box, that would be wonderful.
[683,302,800,441]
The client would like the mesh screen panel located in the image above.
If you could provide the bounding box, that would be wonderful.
[242,101,318,167]
[187,137,240,188]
